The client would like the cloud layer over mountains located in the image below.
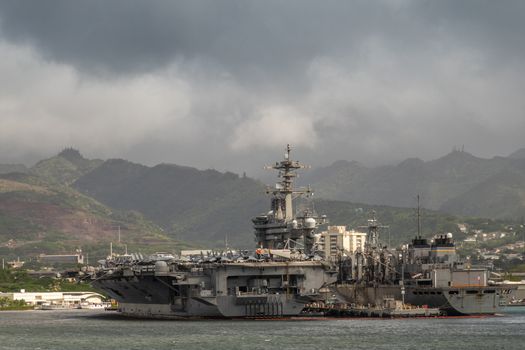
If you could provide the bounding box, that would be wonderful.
[1,0,524,174]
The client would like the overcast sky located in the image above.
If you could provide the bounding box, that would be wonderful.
[0,0,524,176]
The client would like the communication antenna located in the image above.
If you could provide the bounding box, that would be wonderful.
[359,210,389,248]
[417,194,422,239]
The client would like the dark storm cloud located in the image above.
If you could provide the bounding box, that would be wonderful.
[0,0,525,174]
[0,1,521,77]
[0,0,422,81]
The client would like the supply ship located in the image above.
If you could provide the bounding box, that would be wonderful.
[400,233,509,315]
[334,211,514,315]
[92,146,337,318]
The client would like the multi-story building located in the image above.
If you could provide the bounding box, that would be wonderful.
[0,291,104,307]
[316,225,366,258]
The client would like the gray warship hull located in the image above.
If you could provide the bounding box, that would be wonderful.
[332,220,513,316]
[94,261,336,319]
[404,286,502,315]
[336,284,506,315]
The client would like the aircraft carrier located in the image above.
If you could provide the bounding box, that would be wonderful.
[92,146,513,318]
[92,146,338,318]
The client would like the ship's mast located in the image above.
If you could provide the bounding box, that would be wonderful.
[253,145,324,254]
[361,210,388,249]
[265,144,311,222]
[417,194,422,239]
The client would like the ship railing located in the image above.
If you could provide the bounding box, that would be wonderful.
[236,290,290,297]
[236,291,265,296]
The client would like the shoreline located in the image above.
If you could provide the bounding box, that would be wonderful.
[0,307,34,311]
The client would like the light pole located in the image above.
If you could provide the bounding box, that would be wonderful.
[400,250,405,306]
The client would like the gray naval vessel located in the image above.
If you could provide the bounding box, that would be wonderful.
[400,233,513,315]
[92,146,337,318]
[335,211,515,315]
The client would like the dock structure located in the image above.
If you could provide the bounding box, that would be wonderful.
[304,299,442,318]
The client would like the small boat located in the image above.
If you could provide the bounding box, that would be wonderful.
[78,302,111,309]
[39,302,76,310]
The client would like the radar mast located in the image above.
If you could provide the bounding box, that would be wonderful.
[265,144,311,222]
[252,145,326,254]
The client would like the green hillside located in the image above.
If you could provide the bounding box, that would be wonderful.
[3,148,524,257]
[441,160,525,218]
[74,159,267,246]
[72,156,507,249]
[302,150,524,219]
[0,172,189,261]
[30,148,103,185]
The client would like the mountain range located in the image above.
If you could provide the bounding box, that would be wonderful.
[0,147,524,258]
[0,150,191,259]
[302,149,525,219]
[73,158,266,245]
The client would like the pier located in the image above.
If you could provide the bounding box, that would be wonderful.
[304,299,442,318]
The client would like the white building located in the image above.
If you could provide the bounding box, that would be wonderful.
[0,291,104,307]
[316,226,367,258]
[6,258,25,269]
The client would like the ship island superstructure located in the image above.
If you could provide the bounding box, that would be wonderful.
[253,144,328,255]
[92,146,337,318]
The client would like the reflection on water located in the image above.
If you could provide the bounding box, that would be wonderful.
[0,308,524,350]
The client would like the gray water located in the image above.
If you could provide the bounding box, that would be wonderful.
[1,308,524,350]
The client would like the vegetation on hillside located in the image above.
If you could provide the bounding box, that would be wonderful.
[0,268,96,293]
[0,171,190,261]
[302,150,525,219]
[30,148,103,185]
[74,160,267,247]
[2,148,524,261]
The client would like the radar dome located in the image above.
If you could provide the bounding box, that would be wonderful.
[304,217,316,229]
[155,261,169,273]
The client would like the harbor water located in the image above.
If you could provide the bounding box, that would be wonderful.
[1,307,524,350]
